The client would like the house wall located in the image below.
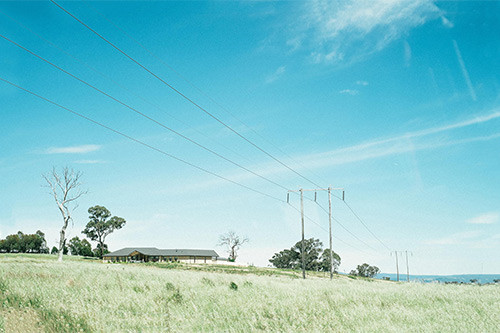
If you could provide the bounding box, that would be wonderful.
[103,255,214,263]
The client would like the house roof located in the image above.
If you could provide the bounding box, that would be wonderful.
[103,247,219,258]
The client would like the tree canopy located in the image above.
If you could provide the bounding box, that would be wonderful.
[0,230,48,253]
[269,238,341,272]
[350,263,380,278]
[83,205,126,258]
[68,236,93,257]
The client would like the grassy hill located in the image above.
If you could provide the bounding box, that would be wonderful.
[0,254,498,332]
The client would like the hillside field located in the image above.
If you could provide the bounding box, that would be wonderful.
[0,254,498,332]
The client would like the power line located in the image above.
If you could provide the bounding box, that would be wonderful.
[0,8,256,167]
[342,200,392,252]
[0,33,293,192]
[1,79,373,259]
[0,77,286,203]
[50,0,324,190]
[287,203,370,255]
[2,76,362,253]
[314,201,379,252]
[81,0,328,187]
[1,31,375,258]
[6,2,393,259]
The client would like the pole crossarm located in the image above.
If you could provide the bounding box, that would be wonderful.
[288,188,344,193]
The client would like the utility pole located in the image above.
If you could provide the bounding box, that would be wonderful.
[288,187,344,280]
[391,251,400,281]
[300,188,305,279]
[328,187,333,280]
[405,250,413,282]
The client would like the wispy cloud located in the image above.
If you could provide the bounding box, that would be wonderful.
[453,40,477,101]
[339,89,359,95]
[467,212,499,225]
[182,108,500,191]
[440,15,454,28]
[425,230,482,245]
[404,40,412,67]
[356,80,369,86]
[265,65,286,84]
[45,144,101,154]
[299,0,443,65]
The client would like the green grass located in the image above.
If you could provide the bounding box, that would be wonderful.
[0,254,498,332]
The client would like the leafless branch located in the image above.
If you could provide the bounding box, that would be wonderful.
[42,166,86,262]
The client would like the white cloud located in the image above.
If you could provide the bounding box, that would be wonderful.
[425,230,482,246]
[440,15,454,28]
[45,144,101,154]
[356,80,369,86]
[299,0,442,65]
[265,65,286,84]
[404,40,412,67]
[339,89,359,95]
[185,108,500,190]
[467,212,499,225]
[286,36,302,52]
[453,40,477,101]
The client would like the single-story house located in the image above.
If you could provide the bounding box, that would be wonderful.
[102,247,227,264]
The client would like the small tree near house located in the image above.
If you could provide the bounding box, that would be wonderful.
[218,231,248,262]
[83,205,126,258]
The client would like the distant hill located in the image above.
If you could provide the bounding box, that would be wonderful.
[376,273,500,284]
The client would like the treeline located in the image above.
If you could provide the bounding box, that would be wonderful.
[0,231,108,258]
[52,236,109,258]
[0,231,49,253]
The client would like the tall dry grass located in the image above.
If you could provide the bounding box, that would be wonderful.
[0,254,498,332]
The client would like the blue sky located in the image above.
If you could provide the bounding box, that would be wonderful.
[1,0,499,275]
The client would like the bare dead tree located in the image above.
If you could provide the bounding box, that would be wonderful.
[43,167,86,262]
[217,231,249,262]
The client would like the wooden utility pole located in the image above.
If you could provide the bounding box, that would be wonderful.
[328,187,333,280]
[300,188,305,279]
[392,250,400,281]
[405,250,413,282]
[288,187,344,280]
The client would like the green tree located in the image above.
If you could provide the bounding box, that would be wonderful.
[291,238,323,271]
[68,236,93,257]
[51,243,68,255]
[350,263,380,278]
[269,249,299,269]
[83,205,126,258]
[35,230,49,253]
[4,234,21,252]
[93,243,109,258]
[319,248,341,273]
[269,238,334,272]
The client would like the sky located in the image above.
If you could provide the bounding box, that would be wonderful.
[1,0,499,275]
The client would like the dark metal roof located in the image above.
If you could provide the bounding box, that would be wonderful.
[103,247,219,257]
